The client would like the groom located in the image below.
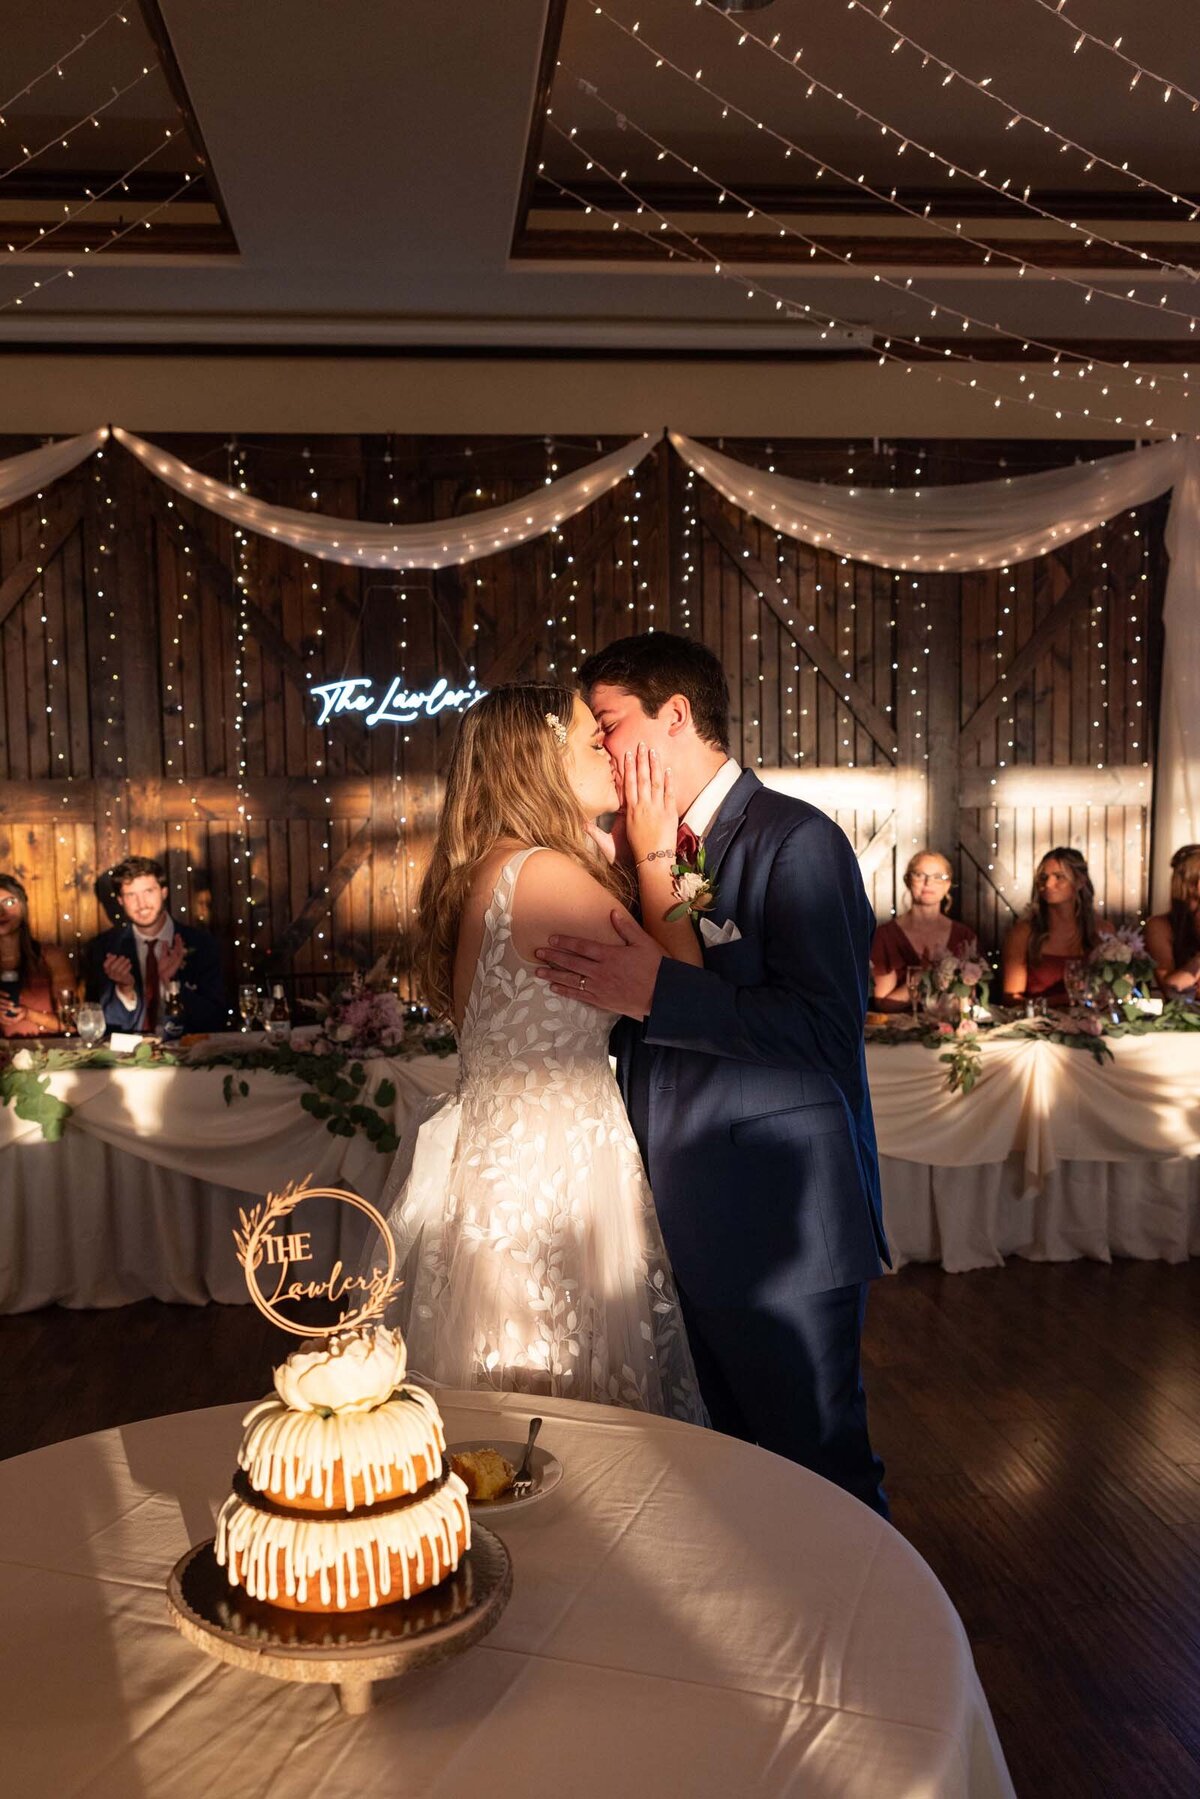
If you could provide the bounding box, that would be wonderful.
[535,632,890,1514]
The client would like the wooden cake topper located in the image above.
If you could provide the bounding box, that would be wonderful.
[232,1176,401,1337]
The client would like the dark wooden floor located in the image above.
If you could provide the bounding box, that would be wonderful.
[3,1259,1198,1798]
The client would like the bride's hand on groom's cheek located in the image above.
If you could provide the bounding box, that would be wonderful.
[535,910,663,1019]
[622,743,678,864]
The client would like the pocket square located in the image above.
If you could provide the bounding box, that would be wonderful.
[699,916,742,947]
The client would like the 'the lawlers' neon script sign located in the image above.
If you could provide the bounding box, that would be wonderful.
[309,676,484,729]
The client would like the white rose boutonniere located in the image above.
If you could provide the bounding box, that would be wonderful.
[667,844,717,922]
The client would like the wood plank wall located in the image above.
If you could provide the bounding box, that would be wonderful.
[0,432,1162,1003]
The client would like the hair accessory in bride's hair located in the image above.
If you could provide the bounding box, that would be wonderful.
[544,711,568,746]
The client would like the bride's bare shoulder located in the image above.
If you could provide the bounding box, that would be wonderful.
[510,848,626,957]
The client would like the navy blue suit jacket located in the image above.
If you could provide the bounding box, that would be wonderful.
[614,769,889,1309]
[83,919,228,1036]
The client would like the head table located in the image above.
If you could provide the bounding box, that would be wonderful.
[0,1031,1197,1309]
[0,1388,1014,1798]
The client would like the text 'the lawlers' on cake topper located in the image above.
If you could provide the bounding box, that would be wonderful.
[232,1176,401,1337]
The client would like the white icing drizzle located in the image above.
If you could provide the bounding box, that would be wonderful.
[216,1475,471,1608]
[238,1382,446,1510]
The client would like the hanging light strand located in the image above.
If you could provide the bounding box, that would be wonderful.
[3,169,197,311]
[592,4,1200,296]
[823,1,1200,216]
[544,134,1173,434]
[0,62,159,184]
[0,9,132,116]
[3,127,195,260]
[560,67,1196,396]
[1001,0,1200,114]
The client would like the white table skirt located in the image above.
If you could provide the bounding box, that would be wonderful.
[2,1034,1197,1308]
[0,1391,1015,1799]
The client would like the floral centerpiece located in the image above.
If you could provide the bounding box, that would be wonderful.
[1084,927,1157,1020]
[918,943,991,1021]
[302,965,456,1060]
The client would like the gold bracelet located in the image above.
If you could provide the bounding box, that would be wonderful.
[636,848,675,867]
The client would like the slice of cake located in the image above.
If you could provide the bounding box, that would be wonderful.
[216,1324,470,1613]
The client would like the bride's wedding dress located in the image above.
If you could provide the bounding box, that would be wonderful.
[377,848,704,1424]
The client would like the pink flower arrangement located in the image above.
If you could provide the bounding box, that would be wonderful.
[302,970,455,1060]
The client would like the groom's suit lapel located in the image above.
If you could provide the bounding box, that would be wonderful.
[699,768,761,891]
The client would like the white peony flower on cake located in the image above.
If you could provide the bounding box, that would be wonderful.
[274,1324,407,1414]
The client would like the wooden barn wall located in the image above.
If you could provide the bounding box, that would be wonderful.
[0,433,1162,1002]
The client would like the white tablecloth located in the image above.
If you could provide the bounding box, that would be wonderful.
[2,1034,1196,1308]
[0,1391,1014,1798]
[866,1034,1200,1272]
[0,1047,451,1311]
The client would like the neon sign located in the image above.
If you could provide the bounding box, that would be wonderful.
[309,675,484,729]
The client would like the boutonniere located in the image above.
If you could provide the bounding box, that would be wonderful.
[666,844,718,922]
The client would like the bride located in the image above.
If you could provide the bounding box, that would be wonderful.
[377,682,705,1424]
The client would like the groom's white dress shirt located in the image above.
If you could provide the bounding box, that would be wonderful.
[682,758,742,841]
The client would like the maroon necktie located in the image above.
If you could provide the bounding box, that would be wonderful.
[142,938,161,1032]
[676,823,701,865]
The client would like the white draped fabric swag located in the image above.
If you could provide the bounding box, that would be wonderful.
[113,426,655,568]
[0,425,1194,900]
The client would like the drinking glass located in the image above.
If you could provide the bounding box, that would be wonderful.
[76,1002,106,1047]
[238,984,261,1032]
[905,966,924,1019]
[1064,959,1087,1010]
[57,988,79,1035]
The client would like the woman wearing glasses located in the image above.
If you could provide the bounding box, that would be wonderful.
[871,850,978,1013]
[0,875,74,1037]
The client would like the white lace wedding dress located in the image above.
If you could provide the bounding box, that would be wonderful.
[376,848,704,1424]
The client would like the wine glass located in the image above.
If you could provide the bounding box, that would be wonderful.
[1064,959,1087,1011]
[76,1002,106,1047]
[238,984,261,1032]
[905,966,924,1020]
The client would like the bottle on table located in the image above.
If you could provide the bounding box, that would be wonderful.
[266,982,291,1045]
[160,980,186,1044]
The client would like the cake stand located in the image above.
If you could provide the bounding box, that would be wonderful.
[166,1527,512,1716]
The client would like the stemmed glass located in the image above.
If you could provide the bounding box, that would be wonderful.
[1064,959,1087,1012]
[57,988,79,1035]
[905,966,924,1020]
[238,984,262,1033]
[76,1002,106,1047]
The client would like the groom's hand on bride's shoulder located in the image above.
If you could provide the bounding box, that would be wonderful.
[535,909,664,1019]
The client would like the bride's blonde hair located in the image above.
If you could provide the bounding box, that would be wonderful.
[415,683,627,1017]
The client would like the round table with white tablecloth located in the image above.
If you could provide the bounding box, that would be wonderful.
[0,1389,1014,1799]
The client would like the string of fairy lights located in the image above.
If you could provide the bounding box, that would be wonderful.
[579,10,1200,338]
[844,0,1200,137]
[699,0,1200,230]
[0,6,1183,950]
[557,67,1197,400]
[1024,0,1200,111]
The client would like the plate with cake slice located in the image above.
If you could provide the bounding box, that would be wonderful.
[447,1439,564,1513]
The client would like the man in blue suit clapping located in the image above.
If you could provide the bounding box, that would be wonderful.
[84,856,228,1038]
[536,634,890,1515]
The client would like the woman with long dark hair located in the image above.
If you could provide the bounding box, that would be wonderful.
[0,875,74,1037]
[1145,845,1200,996]
[1001,847,1100,1005]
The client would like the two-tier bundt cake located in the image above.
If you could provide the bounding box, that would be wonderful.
[216,1324,470,1612]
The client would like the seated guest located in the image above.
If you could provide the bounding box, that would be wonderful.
[0,875,75,1037]
[1002,846,1099,1006]
[1145,843,1200,997]
[871,851,978,1012]
[83,856,227,1036]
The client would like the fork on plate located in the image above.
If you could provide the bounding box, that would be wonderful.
[510,1416,542,1499]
